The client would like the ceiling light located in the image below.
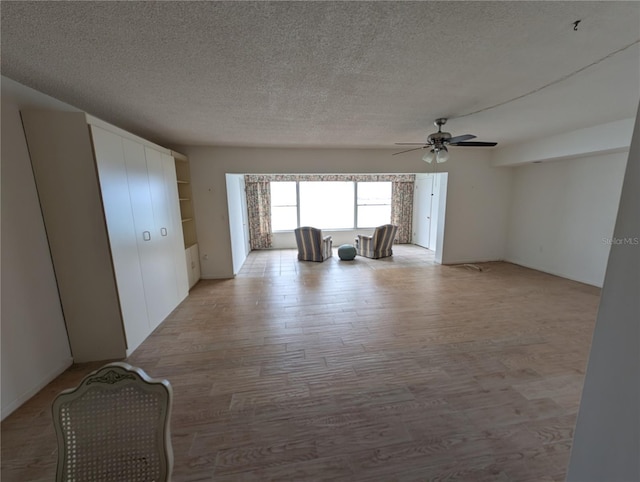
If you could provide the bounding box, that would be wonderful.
[436,146,449,163]
[422,149,436,163]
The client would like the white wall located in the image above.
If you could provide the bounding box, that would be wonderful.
[225,174,249,275]
[505,152,627,287]
[493,118,634,167]
[567,105,639,482]
[438,153,512,264]
[1,78,74,419]
[182,146,513,278]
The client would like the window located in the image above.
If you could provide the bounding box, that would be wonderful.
[357,182,392,228]
[270,180,392,231]
[270,182,297,231]
[300,181,354,229]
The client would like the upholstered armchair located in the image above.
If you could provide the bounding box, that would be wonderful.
[294,226,333,262]
[355,224,398,259]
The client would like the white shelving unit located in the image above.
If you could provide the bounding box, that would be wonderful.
[172,151,200,288]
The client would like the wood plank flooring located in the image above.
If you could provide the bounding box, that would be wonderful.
[1,246,600,481]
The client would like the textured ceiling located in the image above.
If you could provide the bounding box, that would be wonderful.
[1,1,639,149]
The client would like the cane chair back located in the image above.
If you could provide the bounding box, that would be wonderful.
[51,362,173,482]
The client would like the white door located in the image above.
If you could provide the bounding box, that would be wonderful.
[143,147,180,328]
[239,177,251,257]
[412,175,433,249]
[428,174,441,251]
[226,174,250,275]
[91,126,149,353]
[123,140,170,330]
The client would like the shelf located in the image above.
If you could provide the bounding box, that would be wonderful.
[173,152,197,250]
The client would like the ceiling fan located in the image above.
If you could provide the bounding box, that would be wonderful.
[393,118,497,163]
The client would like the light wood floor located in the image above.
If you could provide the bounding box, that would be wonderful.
[1,246,600,481]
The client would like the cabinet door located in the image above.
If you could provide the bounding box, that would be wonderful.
[161,152,189,300]
[187,244,201,288]
[91,126,149,353]
[192,244,201,283]
[121,140,169,329]
[142,147,180,327]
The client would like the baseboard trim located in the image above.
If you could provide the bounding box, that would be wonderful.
[504,257,602,288]
[442,257,503,265]
[1,357,73,421]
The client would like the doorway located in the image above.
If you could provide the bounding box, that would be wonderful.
[412,172,447,262]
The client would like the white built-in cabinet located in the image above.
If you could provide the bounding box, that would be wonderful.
[173,151,200,289]
[185,244,201,289]
[21,110,189,362]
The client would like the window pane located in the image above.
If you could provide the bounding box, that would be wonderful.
[299,181,354,229]
[271,206,297,231]
[357,205,391,228]
[357,182,391,227]
[271,182,297,231]
[357,182,392,205]
[271,181,296,206]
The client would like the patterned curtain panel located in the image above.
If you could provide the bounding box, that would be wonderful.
[245,180,272,249]
[390,180,415,244]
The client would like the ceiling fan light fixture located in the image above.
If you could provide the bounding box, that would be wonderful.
[393,118,497,159]
[422,149,436,163]
[436,146,449,163]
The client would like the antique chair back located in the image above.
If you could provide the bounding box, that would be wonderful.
[52,362,173,482]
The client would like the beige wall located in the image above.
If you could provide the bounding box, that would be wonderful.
[1,79,74,419]
[182,146,513,278]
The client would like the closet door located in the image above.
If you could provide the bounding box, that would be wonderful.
[91,126,150,353]
[142,146,180,327]
[121,139,167,329]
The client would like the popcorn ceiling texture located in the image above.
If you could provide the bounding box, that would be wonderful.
[1,1,638,148]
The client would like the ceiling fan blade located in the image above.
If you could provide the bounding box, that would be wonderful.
[395,142,429,145]
[447,134,476,144]
[392,146,426,155]
[452,141,498,147]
